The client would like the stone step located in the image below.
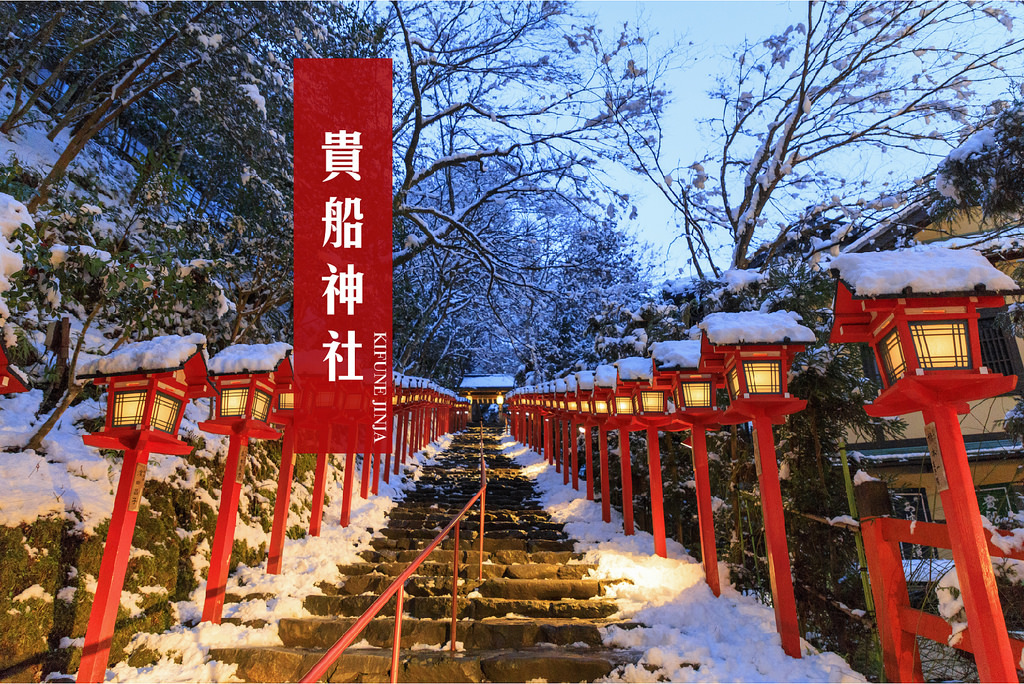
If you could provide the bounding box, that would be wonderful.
[384,518,565,533]
[358,548,582,565]
[317,576,616,601]
[369,537,575,553]
[336,561,597,581]
[303,594,620,620]
[278,616,641,650]
[380,526,566,541]
[209,645,641,683]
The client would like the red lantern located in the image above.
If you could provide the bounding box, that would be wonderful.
[830,247,1020,682]
[651,339,724,595]
[198,343,290,624]
[75,334,212,683]
[699,310,814,659]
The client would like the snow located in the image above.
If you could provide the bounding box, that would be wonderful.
[947,128,996,163]
[613,357,653,382]
[720,269,766,293]
[0,192,28,327]
[852,470,880,485]
[458,374,515,389]
[506,438,865,683]
[576,371,595,391]
[207,342,291,375]
[564,375,577,392]
[699,310,816,345]
[829,246,1018,296]
[238,84,266,118]
[595,364,618,388]
[0,390,114,533]
[50,244,113,266]
[13,584,53,603]
[77,334,207,379]
[651,340,702,371]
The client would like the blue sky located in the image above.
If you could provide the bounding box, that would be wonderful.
[586,1,806,280]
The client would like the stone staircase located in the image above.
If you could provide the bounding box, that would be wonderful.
[210,429,641,682]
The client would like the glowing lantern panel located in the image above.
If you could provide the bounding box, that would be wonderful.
[252,390,272,422]
[150,393,183,434]
[679,381,712,409]
[220,387,249,417]
[112,390,147,427]
[909,320,970,370]
[743,360,782,394]
[615,396,634,414]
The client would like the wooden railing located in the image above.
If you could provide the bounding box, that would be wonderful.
[859,514,1024,681]
[299,457,487,683]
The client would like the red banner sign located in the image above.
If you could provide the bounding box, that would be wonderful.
[294,59,392,453]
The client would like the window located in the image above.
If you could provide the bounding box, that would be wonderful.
[978,311,1022,380]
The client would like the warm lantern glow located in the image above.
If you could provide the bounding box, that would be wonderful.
[679,381,712,409]
[278,392,294,410]
[496,395,504,405]
[220,387,249,417]
[615,396,634,414]
[638,390,666,413]
[910,320,970,370]
[112,390,147,427]
[879,327,906,384]
[252,390,272,422]
[743,360,782,394]
[150,393,182,433]
[579,401,590,414]
[568,401,578,412]
[594,400,610,414]
[727,367,740,398]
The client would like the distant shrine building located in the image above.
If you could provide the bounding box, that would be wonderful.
[458,374,515,423]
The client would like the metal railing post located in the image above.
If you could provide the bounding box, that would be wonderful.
[451,519,460,652]
[390,585,405,684]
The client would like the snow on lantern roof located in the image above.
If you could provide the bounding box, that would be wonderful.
[595,364,618,389]
[576,371,595,391]
[699,311,816,346]
[650,340,702,371]
[77,334,207,379]
[208,342,292,375]
[565,375,577,392]
[829,246,1019,297]
[459,374,515,390]
[614,357,653,382]
[554,378,567,393]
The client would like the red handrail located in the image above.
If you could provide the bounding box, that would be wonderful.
[300,457,487,684]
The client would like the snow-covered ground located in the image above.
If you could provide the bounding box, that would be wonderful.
[59,437,451,683]
[505,436,865,683]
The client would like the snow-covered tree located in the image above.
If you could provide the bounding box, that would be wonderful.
[611,0,1024,272]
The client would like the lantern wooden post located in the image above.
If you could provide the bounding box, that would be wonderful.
[699,312,813,659]
[650,340,726,593]
[78,445,151,682]
[266,364,297,576]
[199,344,290,624]
[618,429,634,535]
[309,450,329,536]
[584,425,595,501]
[689,422,719,595]
[340,424,358,527]
[598,426,612,523]
[267,428,296,574]
[830,248,1022,682]
[75,335,212,683]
